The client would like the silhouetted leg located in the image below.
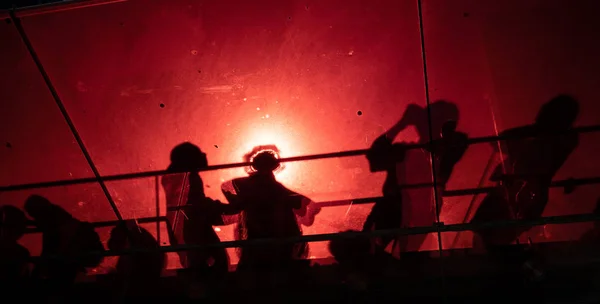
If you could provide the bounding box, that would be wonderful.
[166,217,188,268]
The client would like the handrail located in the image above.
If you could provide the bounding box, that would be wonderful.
[161,176,600,212]
[26,211,600,261]
[15,173,598,232]
[21,215,169,234]
[1,124,599,193]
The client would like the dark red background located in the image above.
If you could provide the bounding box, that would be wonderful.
[1,0,599,271]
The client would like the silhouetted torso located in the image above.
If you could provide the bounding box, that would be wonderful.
[364,135,406,249]
[225,172,307,269]
[161,143,236,278]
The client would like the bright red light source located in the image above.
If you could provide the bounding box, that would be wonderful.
[244,145,285,175]
[233,123,300,187]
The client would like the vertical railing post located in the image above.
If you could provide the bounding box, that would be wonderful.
[416,0,448,301]
[155,176,161,245]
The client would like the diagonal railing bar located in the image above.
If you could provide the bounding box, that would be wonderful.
[1,124,599,193]
[8,10,123,221]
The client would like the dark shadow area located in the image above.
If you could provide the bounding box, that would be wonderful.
[471,95,580,248]
[468,95,580,296]
[107,219,165,299]
[328,230,373,291]
[580,199,600,244]
[0,205,30,290]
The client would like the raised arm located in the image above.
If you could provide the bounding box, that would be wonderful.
[294,195,321,227]
[385,104,423,140]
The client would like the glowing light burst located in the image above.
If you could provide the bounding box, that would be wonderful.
[236,123,300,186]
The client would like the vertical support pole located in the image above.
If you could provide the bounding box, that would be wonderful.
[9,10,123,221]
[155,176,161,245]
[416,0,447,302]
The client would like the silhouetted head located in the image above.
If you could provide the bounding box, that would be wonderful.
[244,145,283,175]
[328,230,371,264]
[429,100,459,137]
[252,151,280,173]
[402,100,459,141]
[108,220,143,250]
[169,142,208,172]
[0,205,27,242]
[24,195,72,229]
[535,95,579,130]
[441,120,458,138]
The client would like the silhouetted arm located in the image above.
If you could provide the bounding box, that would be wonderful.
[385,104,423,141]
[366,105,419,172]
[220,178,246,210]
[203,198,241,216]
[293,194,322,227]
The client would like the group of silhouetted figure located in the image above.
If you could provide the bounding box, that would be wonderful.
[1,94,594,299]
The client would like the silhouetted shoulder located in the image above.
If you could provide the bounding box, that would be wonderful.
[366,135,405,172]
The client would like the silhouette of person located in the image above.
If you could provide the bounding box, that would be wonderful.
[24,195,104,290]
[471,95,580,249]
[0,205,30,283]
[107,220,165,299]
[365,101,467,254]
[221,146,320,275]
[161,143,238,286]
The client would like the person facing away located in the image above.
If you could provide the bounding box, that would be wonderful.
[364,101,467,253]
[107,220,165,298]
[161,142,238,277]
[471,95,580,249]
[221,146,320,271]
[0,205,30,283]
[24,195,104,286]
